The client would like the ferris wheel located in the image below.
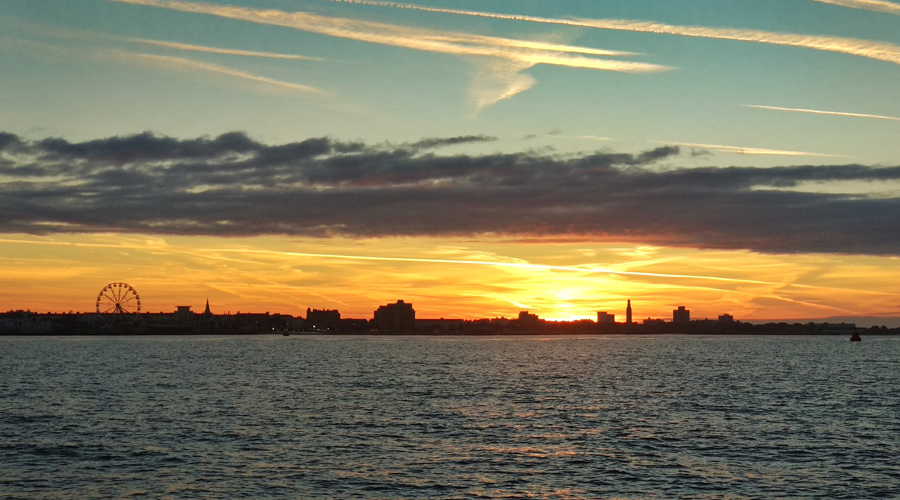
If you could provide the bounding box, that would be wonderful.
[96,282,141,314]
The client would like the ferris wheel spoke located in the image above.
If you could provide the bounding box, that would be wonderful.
[96,282,141,314]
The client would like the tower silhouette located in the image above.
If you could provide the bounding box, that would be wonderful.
[626,300,632,326]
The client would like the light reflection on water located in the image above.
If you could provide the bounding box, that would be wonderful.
[1,335,898,498]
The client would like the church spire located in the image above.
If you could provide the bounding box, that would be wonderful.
[204,298,211,316]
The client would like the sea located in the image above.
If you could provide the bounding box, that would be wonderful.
[1,334,898,499]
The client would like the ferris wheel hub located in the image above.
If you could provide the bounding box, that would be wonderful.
[96,282,141,314]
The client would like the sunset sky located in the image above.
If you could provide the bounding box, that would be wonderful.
[2,0,900,323]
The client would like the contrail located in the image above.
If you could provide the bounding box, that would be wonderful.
[127,38,324,60]
[0,237,883,295]
[743,104,900,121]
[205,247,777,285]
[666,141,845,157]
[0,236,773,284]
[417,34,639,58]
[321,0,900,66]
[809,0,900,15]
[104,0,664,72]
[105,0,668,108]
[119,51,325,94]
[0,238,159,251]
[761,293,853,312]
[131,30,639,60]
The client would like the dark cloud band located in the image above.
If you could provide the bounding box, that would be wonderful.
[2,131,899,255]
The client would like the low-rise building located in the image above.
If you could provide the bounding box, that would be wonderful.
[306,308,341,331]
[597,312,616,324]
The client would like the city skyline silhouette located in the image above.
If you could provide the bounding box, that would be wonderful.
[2,0,900,326]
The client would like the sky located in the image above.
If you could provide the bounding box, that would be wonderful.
[2,0,900,323]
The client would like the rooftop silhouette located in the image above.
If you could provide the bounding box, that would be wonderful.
[1,298,891,336]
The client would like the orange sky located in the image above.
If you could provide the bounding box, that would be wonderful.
[3,1,900,327]
[2,233,898,322]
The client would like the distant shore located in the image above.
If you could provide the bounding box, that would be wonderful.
[4,309,898,336]
[3,330,898,337]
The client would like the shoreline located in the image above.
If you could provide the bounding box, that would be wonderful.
[2,331,898,337]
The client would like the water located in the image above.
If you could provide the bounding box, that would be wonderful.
[1,335,898,499]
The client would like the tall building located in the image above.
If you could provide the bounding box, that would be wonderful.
[306,308,341,331]
[673,306,690,324]
[626,300,633,325]
[373,300,415,331]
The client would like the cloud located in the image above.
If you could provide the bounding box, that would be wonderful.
[321,0,900,67]
[5,131,900,256]
[410,135,497,150]
[0,132,21,151]
[104,0,668,108]
[809,0,900,15]
[743,104,900,121]
[126,38,324,60]
[665,141,845,157]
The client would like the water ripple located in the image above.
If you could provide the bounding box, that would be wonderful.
[1,335,898,498]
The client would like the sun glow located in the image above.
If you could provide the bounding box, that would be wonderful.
[1,234,897,322]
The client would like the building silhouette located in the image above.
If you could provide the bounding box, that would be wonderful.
[417,318,467,333]
[175,306,193,324]
[626,300,633,326]
[306,308,341,331]
[14,299,900,336]
[373,300,415,331]
[516,310,541,330]
[673,306,690,324]
[597,312,615,324]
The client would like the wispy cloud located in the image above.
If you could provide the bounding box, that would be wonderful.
[667,141,845,157]
[575,135,614,143]
[204,248,775,285]
[104,0,668,108]
[552,135,615,143]
[743,104,900,121]
[1,35,325,97]
[127,38,323,60]
[5,130,900,255]
[110,50,325,94]
[809,0,900,15]
[322,0,900,66]
[416,31,639,58]
[468,58,536,110]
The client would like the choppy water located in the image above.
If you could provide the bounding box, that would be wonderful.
[1,335,899,499]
